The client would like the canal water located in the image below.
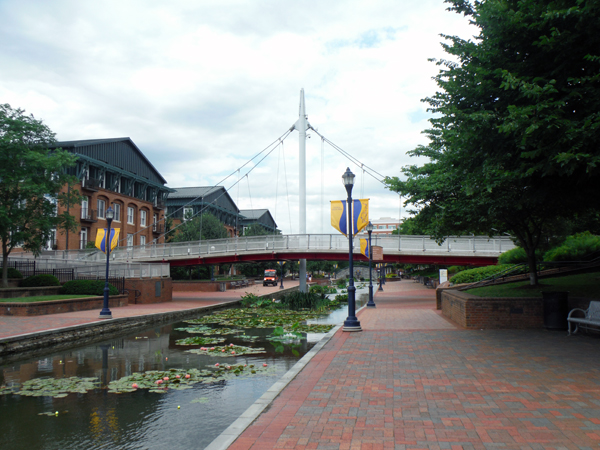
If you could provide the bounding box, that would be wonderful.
[0,294,366,450]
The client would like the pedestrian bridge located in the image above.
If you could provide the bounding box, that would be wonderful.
[56,234,515,267]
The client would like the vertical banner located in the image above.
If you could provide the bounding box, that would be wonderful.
[360,238,370,258]
[330,199,369,236]
[95,228,120,254]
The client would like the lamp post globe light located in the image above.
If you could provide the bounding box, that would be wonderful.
[366,221,376,308]
[279,261,285,290]
[342,168,362,332]
[99,206,114,319]
[378,263,384,292]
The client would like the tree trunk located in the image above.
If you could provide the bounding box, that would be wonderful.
[2,244,9,288]
[526,248,539,286]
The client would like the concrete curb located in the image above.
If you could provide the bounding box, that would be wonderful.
[205,302,369,450]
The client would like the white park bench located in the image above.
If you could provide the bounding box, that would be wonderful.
[568,300,600,335]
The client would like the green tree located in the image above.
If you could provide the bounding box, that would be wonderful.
[385,0,600,285]
[0,104,80,287]
[242,223,269,236]
[171,212,228,242]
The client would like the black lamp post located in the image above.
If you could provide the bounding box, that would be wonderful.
[99,207,114,319]
[279,261,285,290]
[342,168,361,332]
[366,222,376,308]
[378,263,384,292]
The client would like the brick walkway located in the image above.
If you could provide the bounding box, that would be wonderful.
[0,281,298,339]
[229,280,600,450]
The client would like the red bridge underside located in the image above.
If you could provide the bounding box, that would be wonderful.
[168,252,498,267]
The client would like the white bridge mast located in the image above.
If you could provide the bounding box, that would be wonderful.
[292,89,308,292]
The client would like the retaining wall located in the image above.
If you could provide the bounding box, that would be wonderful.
[0,294,129,316]
[125,277,172,304]
[440,289,591,329]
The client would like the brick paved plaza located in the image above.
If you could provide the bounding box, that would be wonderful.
[230,281,600,450]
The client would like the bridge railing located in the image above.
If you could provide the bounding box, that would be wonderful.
[30,234,515,263]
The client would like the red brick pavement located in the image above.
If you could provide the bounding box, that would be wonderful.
[229,280,600,450]
[0,281,298,339]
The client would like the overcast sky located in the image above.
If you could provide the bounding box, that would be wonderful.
[0,0,476,235]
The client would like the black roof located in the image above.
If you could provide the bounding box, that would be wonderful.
[52,138,167,185]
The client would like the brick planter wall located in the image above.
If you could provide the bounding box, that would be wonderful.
[0,294,128,316]
[441,289,592,329]
[125,278,172,304]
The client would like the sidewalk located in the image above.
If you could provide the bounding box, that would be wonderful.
[228,280,600,450]
[0,281,298,339]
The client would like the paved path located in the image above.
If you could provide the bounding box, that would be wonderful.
[228,280,600,450]
[0,281,298,339]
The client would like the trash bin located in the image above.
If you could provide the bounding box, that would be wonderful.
[218,282,226,292]
[542,291,569,330]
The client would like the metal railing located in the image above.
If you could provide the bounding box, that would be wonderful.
[43,234,516,263]
[5,257,170,280]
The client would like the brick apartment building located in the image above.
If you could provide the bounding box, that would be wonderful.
[50,138,173,250]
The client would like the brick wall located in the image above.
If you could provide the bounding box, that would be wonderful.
[124,278,172,304]
[0,294,128,316]
[441,289,592,329]
[55,183,166,250]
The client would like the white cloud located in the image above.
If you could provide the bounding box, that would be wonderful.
[0,0,477,234]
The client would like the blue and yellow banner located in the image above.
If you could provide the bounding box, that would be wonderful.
[360,238,370,258]
[330,199,369,237]
[95,228,120,254]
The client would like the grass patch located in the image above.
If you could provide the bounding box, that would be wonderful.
[465,271,600,299]
[0,295,97,303]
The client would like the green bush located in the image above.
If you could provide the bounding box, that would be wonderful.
[498,247,528,265]
[309,285,337,295]
[1,267,23,279]
[280,291,329,311]
[60,280,119,296]
[334,293,348,302]
[450,265,513,284]
[544,232,600,262]
[20,274,60,287]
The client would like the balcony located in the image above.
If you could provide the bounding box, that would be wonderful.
[152,224,165,235]
[81,209,98,223]
[154,200,166,210]
[81,177,101,192]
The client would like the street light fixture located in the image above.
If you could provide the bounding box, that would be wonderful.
[342,168,361,332]
[279,261,285,290]
[366,222,376,308]
[99,207,114,319]
[378,263,384,292]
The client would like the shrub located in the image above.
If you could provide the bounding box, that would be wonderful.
[20,274,60,287]
[280,291,329,311]
[240,292,272,308]
[450,265,514,284]
[544,232,600,262]
[1,267,23,279]
[498,247,528,265]
[60,280,119,296]
[334,293,348,302]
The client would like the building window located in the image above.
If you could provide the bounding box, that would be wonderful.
[184,207,193,221]
[127,233,134,247]
[81,197,89,219]
[153,213,158,231]
[140,210,147,227]
[113,203,121,222]
[127,207,135,225]
[80,228,88,249]
[97,199,106,219]
[140,236,146,246]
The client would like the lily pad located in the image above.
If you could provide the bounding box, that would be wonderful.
[175,336,226,346]
[175,326,213,334]
[17,377,100,398]
[186,344,266,357]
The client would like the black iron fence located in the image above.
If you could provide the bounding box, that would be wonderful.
[3,260,126,293]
